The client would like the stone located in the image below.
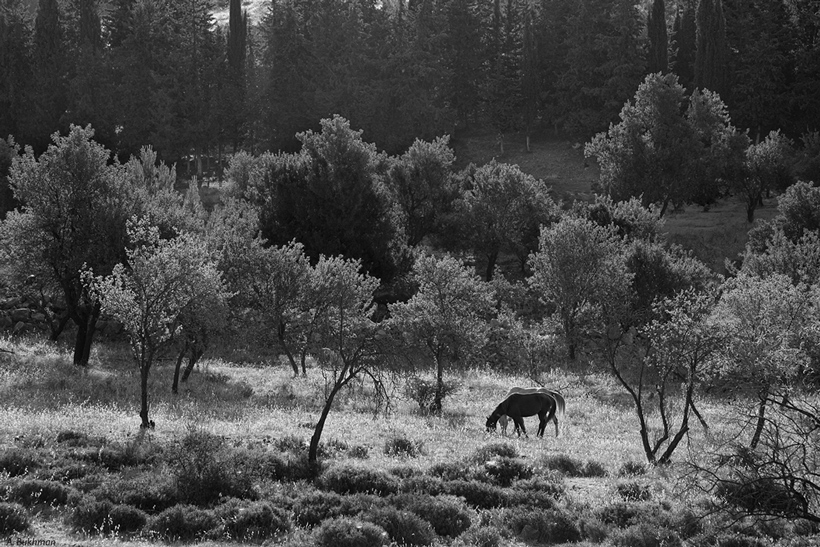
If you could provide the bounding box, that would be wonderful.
[10,309,30,323]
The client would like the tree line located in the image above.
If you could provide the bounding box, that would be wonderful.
[1,0,819,168]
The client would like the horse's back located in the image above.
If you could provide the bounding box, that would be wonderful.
[505,386,565,415]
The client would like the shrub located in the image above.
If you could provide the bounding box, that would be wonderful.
[455,525,502,547]
[384,435,424,458]
[68,498,115,534]
[443,480,506,510]
[90,471,179,514]
[609,522,682,547]
[714,533,769,547]
[7,479,75,506]
[214,499,292,541]
[314,517,388,547]
[364,506,436,546]
[270,454,321,482]
[428,461,478,482]
[292,491,344,527]
[618,460,647,477]
[539,454,585,476]
[399,494,472,538]
[39,461,99,483]
[274,434,307,454]
[147,504,218,541]
[597,501,659,528]
[170,428,257,506]
[56,430,96,447]
[507,476,564,507]
[108,504,148,534]
[0,503,29,534]
[506,506,581,544]
[615,480,652,502]
[338,494,388,517]
[583,460,609,477]
[0,449,40,477]
[470,443,519,463]
[484,457,533,486]
[318,465,399,496]
[399,475,446,496]
[405,377,460,413]
[349,445,369,459]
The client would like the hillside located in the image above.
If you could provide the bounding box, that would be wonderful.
[452,131,778,274]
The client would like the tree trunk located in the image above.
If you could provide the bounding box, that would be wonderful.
[746,195,758,223]
[172,343,188,394]
[139,359,153,428]
[278,324,300,376]
[485,251,498,282]
[433,356,445,415]
[181,347,204,382]
[309,379,347,463]
[49,313,71,342]
[72,303,100,366]
[750,395,767,450]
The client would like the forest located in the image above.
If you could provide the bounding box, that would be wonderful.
[1,0,820,546]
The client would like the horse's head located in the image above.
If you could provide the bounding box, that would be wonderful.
[485,414,497,432]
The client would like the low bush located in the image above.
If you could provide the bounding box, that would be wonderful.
[384,435,424,458]
[539,454,586,476]
[108,504,149,535]
[90,471,179,514]
[609,522,682,547]
[0,502,30,534]
[404,377,460,413]
[582,460,609,477]
[443,480,506,510]
[397,494,472,538]
[399,475,446,496]
[318,465,399,496]
[506,506,582,544]
[428,461,478,482]
[147,504,218,541]
[270,454,321,482]
[615,480,652,502]
[506,476,564,508]
[338,494,388,517]
[349,445,370,459]
[364,506,436,546]
[470,443,519,463]
[454,525,502,547]
[618,460,647,477]
[56,430,99,447]
[483,457,533,486]
[713,533,770,547]
[314,517,388,547]
[38,461,100,483]
[0,449,40,477]
[68,498,114,534]
[169,428,257,506]
[214,499,292,541]
[292,491,344,527]
[6,479,75,506]
[597,501,662,529]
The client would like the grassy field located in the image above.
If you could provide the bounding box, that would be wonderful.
[2,332,814,546]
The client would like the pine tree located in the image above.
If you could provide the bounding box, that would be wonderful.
[694,0,728,97]
[647,0,667,74]
[224,0,247,152]
[0,0,32,142]
[521,3,539,150]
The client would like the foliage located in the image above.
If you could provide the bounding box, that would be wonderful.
[84,218,229,427]
[586,73,744,215]
[0,449,40,477]
[146,504,218,541]
[403,377,460,414]
[318,465,400,496]
[1,125,134,365]
[539,454,608,478]
[384,435,425,458]
[68,498,148,535]
[738,130,794,222]
[609,522,682,547]
[389,253,494,413]
[5,479,75,506]
[364,506,436,546]
[213,499,292,541]
[0,502,29,534]
[452,160,559,279]
[313,517,388,547]
[529,215,632,360]
[506,506,582,544]
[615,481,653,502]
[292,491,344,527]
[395,494,472,538]
[483,458,533,487]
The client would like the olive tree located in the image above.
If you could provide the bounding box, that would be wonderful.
[2,125,135,365]
[84,217,229,428]
[388,253,494,413]
[529,216,630,360]
[305,255,387,463]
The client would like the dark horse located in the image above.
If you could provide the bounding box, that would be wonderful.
[485,392,557,438]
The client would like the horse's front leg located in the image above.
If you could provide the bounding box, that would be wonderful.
[514,417,527,438]
[538,417,547,437]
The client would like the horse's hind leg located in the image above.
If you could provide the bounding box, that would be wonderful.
[538,415,547,437]
[553,415,559,437]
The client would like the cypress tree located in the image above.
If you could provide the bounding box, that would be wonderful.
[671,2,696,88]
[32,0,66,149]
[647,0,667,74]
[694,0,728,97]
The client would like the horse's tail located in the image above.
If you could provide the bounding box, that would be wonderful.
[548,391,566,417]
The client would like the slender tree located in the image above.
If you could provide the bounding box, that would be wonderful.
[671,1,696,88]
[694,0,728,97]
[31,0,66,150]
[647,0,668,74]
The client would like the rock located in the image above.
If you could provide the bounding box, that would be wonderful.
[12,321,30,335]
[0,297,24,309]
[0,313,12,328]
[31,313,47,323]
[10,309,30,323]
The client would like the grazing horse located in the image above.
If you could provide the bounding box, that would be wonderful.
[497,387,566,437]
[485,392,557,438]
